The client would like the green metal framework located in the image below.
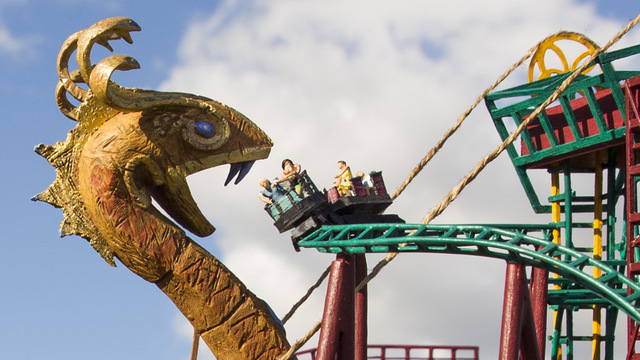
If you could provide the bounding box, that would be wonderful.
[485,44,640,214]
[482,43,640,358]
[298,43,640,359]
[298,223,639,322]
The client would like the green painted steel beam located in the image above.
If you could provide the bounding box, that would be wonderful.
[483,43,640,217]
[298,223,640,324]
[511,128,626,168]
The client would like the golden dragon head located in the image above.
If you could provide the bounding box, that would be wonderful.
[34,17,273,265]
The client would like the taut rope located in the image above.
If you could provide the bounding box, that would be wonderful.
[278,13,640,359]
[391,30,565,201]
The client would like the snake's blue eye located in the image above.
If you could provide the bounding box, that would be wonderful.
[185,115,229,151]
[195,121,216,138]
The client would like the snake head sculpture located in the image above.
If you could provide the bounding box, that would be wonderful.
[112,101,272,238]
[34,18,292,359]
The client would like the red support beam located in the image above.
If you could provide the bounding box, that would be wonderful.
[529,261,549,356]
[316,253,355,360]
[354,254,368,360]
[499,262,541,360]
[521,284,542,360]
[316,256,345,360]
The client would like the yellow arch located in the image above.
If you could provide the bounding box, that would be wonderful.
[528,31,600,82]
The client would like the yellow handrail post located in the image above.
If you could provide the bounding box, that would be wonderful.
[593,151,604,359]
[552,168,563,360]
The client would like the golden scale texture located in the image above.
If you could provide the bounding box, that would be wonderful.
[35,17,292,360]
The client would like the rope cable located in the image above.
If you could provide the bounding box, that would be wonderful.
[391,30,565,201]
[280,29,565,335]
[278,14,640,359]
[421,12,640,224]
[279,320,322,360]
[282,31,566,329]
[281,264,332,325]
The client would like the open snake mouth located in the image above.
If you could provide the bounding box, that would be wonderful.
[132,106,273,239]
[42,16,277,270]
[144,160,258,238]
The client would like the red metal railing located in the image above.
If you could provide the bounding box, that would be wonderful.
[295,344,479,360]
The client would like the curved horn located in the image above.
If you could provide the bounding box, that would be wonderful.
[55,17,140,119]
[55,69,85,120]
[89,55,220,116]
[89,55,141,109]
[78,17,223,126]
[56,30,87,103]
[76,17,141,90]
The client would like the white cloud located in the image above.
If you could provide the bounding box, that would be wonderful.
[0,25,24,53]
[0,0,35,58]
[161,0,640,358]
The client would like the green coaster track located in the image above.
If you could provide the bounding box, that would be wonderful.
[284,26,640,359]
[298,223,640,323]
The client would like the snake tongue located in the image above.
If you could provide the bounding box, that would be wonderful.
[150,172,215,237]
[224,161,255,186]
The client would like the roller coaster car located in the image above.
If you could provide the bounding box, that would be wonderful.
[264,170,405,248]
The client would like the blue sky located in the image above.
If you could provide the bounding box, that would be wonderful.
[0,2,223,359]
[1,1,640,359]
